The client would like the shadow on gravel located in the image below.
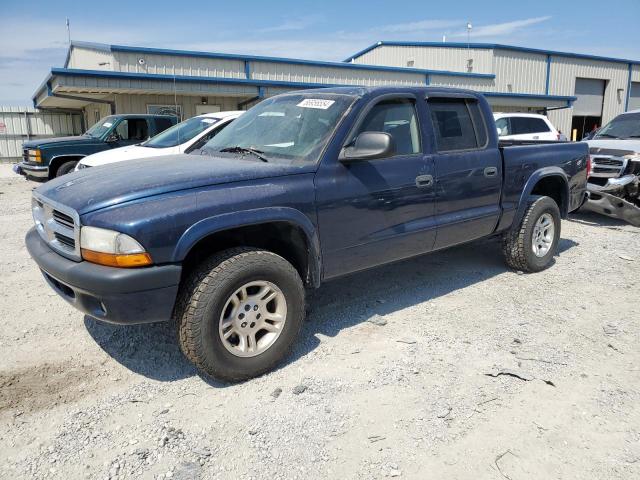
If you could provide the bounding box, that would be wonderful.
[84,317,197,382]
[568,211,630,228]
[84,235,579,382]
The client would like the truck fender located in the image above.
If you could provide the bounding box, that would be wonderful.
[513,167,569,227]
[49,154,86,177]
[172,207,322,287]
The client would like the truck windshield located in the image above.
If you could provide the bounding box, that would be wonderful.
[203,93,356,163]
[595,112,640,139]
[85,116,117,139]
[144,116,221,148]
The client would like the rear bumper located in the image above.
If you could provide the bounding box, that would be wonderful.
[26,227,182,324]
[19,162,49,179]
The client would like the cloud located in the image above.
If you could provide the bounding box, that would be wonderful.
[259,15,323,33]
[449,16,552,38]
[379,19,461,34]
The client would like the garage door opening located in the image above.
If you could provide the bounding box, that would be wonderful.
[572,78,607,140]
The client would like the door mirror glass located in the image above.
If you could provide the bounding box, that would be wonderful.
[105,132,119,143]
[340,132,395,162]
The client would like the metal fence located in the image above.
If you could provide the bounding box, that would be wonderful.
[0,107,83,163]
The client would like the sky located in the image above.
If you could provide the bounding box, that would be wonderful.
[1,0,639,105]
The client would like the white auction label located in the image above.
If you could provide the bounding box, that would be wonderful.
[297,99,335,109]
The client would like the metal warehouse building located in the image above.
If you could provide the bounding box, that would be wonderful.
[31,40,640,141]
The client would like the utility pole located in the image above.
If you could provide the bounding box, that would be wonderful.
[66,18,71,45]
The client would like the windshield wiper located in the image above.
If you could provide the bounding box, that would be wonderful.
[219,146,269,162]
[596,133,619,138]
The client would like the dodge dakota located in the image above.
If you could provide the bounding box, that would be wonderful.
[26,86,589,381]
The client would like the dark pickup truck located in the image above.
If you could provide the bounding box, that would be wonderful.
[17,114,177,180]
[26,87,588,381]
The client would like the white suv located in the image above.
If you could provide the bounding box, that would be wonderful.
[494,113,562,141]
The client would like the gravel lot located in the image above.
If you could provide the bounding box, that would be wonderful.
[1,163,639,480]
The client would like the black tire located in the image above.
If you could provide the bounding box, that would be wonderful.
[55,161,78,177]
[502,196,561,273]
[174,247,305,382]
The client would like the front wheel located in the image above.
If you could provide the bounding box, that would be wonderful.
[174,247,305,382]
[55,161,78,177]
[502,196,561,272]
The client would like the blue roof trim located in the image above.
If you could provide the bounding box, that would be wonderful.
[36,67,575,107]
[105,43,493,79]
[345,41,640,66]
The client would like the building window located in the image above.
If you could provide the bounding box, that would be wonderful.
[147,104,182,120]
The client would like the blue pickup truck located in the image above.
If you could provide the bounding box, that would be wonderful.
[26,87,588,381]
[17,114,177,180]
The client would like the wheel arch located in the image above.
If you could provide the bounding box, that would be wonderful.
[48,154,85,178]
[514,168,569,226]
[173,207,322,288]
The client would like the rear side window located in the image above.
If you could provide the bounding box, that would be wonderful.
[428,98,487,152]
[155,117,176,133]
[511,117,551,134]
[355,99,421,156]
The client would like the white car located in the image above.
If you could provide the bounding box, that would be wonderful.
[494,113,562,141]
[75,111,243,170]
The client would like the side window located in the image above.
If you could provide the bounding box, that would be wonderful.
[155,117,175,133]
[115,119,149,141]
[495,118,510,136]
[428,98,487,152]
[512,117,551,134]
[354,99,421,156]
[187,122,231,152]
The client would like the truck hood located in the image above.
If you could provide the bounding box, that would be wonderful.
[587,139,640,156]
[35,154,314,215]
[80,145,177,167]
[23,135,102,149]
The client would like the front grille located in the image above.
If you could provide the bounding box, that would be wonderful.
[53,210,74,229]
[32,193,81,261]
[54,232,75,250]
[592,157,623,167]
[23,149,29,162]
[590,155,627,179]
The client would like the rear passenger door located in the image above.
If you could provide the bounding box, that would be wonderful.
[426,97,502,249]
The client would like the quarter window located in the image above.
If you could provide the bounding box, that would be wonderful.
[511,117,551,134]
[428,98,487,152]
[354,99,421,156]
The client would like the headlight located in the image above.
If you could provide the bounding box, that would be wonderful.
[28,149,42,163]
[80,226,152,267]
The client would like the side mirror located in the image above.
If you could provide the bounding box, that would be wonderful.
[340,132,395,162]
[106,133,118,143]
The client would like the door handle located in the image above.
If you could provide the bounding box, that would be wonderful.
[484,167,498,178]
[415,174,434,188]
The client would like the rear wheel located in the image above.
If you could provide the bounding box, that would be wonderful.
[174,247,305,382]
[55,161,78,177]
[502,196,561,272]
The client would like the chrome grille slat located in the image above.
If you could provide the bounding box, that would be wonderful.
[589,155,627,179]
[32,193,81,261]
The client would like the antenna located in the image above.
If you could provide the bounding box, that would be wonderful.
[66,18,71,45]
[466,22,473,73]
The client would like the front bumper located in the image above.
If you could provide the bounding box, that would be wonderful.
[19,162,49,179]
[583,185,640,226]
[26,227,182,324]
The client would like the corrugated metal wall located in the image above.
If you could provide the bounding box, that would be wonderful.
[547,57,629,135]
[114,51,246,79]
[351,45,494,74]
[0,107,83,163]
[493,49,547,94]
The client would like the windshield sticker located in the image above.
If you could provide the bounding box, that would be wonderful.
[297,99,335,110]
[201,118,217,124]
[103,122,113,127]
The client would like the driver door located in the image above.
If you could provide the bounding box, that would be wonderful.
[315,95,437,279]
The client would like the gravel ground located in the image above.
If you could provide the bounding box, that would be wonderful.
[1,163,639,480]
